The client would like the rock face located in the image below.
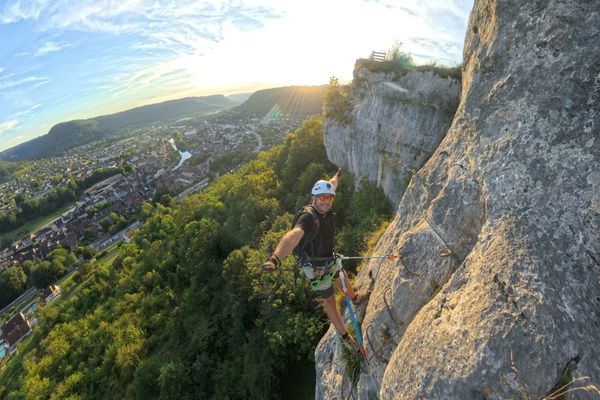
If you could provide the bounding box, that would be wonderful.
[323,67,460,210]
[316,1,600,399]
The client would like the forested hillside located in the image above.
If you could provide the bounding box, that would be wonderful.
[95,95,237,131]
[233,86,327,117]
[0,117,391,399]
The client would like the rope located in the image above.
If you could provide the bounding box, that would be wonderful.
[340,253,393,261]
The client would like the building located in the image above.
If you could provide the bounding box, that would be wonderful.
[0,312,32,348]
[41,285,62,305]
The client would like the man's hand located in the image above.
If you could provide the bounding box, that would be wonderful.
[262,254,281,274]
[334,252,344,270]
[330,168,342,190]
[262,260,276,273]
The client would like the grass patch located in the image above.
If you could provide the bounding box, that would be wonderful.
[354,40,461,85]
[334,272,356,312]
[415,64,462,82]
[364,220,390,254]
[96,244,120,267]
[341,324,362,382]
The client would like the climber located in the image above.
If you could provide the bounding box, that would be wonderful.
[262,168,369,354]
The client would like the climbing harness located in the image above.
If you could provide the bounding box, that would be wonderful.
[302,253,398,291]
[299,256,340,290]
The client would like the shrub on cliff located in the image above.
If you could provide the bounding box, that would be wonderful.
[355,42,461,83]
[323,77,353,127]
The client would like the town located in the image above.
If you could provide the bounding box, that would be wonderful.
[0,108,311,358]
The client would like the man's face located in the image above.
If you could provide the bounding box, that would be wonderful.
[313,194,334,213]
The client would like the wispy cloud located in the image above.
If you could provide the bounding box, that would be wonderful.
[14,103,42,118]
[366,1,419,17]
[35,41,72,56]
[0,76,49,90]
[0,119,18,136]
[0,0,46,23]
[407,36,464,64]
[1,0,280,39]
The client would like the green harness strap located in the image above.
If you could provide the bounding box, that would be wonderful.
[310,273,334,290]
[306,257,341,290]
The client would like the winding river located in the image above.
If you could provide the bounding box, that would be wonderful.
[169,138,192,170]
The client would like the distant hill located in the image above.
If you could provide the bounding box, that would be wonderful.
[0,95,237,161]
[94,95,237,131]
[225,92,253,104]
[0,119,109,161]
[233,85,327,117]
[0,86,327,161]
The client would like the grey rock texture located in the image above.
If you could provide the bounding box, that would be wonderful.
[316,1,600,399]
[323,67,460,210]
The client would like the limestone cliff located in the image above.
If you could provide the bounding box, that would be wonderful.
[323,66,460,210]
[316,1,600,399]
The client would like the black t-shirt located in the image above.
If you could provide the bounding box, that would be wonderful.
[294,208,335,258]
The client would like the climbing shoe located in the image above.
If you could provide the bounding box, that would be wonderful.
[341,332,361,355]
[351,289,372,305]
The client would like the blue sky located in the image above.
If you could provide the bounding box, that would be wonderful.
[0,0,473,152]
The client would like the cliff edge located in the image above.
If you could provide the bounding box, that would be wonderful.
[324,64,460,210]
[317,1,600,399]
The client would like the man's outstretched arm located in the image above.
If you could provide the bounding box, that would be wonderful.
[262,227,304,273]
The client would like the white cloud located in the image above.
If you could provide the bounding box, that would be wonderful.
[0,0,47,23]
[35,41,71,56]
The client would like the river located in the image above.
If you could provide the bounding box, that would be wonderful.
[169,138,192,170]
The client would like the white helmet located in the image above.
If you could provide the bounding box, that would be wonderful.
[311,180,336,196]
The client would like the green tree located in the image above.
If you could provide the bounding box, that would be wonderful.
[29,249,76,289]
[158,194,174,208]
[279,116,334,208]
[29,260,56,288]
[75,245,98,260]
[323,77,353,126]
[158,361,190,400]
[82,228,96,244]
[0,266,28,307]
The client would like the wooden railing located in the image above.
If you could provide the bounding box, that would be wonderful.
[369,51,386,62]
